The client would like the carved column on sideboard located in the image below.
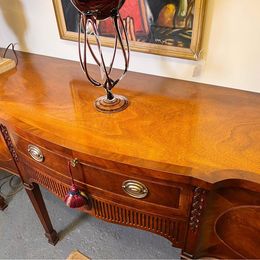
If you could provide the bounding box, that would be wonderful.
[0,124,18,211]
[0,124,19,163]
[181,187,207,259]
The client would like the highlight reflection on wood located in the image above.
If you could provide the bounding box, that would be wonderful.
[0,51,259,259]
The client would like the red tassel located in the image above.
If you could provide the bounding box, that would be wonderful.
[64,161,88,208]
[64,184,88,208]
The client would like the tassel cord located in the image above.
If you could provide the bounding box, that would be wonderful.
[67,161,75,185]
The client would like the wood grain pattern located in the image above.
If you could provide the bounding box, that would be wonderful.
[215,206,260,259]
[0,51,260,259]
[0,52,259,185]
[195,184,260,259]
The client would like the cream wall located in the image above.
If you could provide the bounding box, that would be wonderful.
[0,0,260,93]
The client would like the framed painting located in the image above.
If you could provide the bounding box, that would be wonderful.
[53,0,205,60]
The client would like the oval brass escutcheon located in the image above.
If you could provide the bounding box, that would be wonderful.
[28,144,44,163]
[122,180,148,199]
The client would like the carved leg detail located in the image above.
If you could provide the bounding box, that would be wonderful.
[0,195,7,210]
[25,183,59,245]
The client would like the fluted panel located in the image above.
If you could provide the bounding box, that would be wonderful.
[92,197,185,244]
[29,167,69,199]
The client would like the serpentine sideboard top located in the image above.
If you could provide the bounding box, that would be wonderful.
[0,51,259,186]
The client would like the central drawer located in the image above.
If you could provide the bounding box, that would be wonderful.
[13,132,192,218]
[76,162,190,214]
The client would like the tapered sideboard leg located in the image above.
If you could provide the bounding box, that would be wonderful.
[25,183,59,245]
[0,195,7,210]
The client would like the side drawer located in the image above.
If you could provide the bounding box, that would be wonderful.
[13,133,70,175]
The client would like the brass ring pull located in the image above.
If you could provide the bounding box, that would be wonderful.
[122,180,148,199]
[28,145,44,162]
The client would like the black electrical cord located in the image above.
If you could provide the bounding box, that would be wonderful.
[1,43,18,66]
[0,173,22,199]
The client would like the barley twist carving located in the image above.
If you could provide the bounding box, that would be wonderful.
[0,124,18,162]
[189,187,206,231]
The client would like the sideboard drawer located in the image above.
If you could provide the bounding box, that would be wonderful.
[14,134,69,175]
[78,162,191,215]
[13,133,192,217]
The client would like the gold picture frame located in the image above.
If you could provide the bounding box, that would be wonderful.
[53,0,205,60]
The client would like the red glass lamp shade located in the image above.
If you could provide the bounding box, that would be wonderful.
[70,0,126,20]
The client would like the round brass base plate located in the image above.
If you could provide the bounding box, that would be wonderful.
[94,94,129,113]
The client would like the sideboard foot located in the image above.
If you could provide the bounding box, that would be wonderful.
[0,195,7,210]
[45,229,59,245]
[25,182,59,245]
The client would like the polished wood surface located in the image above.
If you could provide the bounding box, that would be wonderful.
[196,182,260,259]
[0,52,259,185]
[0,51,259,259]
[215,206,260,258]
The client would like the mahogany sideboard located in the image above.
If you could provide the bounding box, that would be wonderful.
[0,51,259,259]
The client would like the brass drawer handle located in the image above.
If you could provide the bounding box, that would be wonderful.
[122,180,148,199]
[28,145,44,163]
